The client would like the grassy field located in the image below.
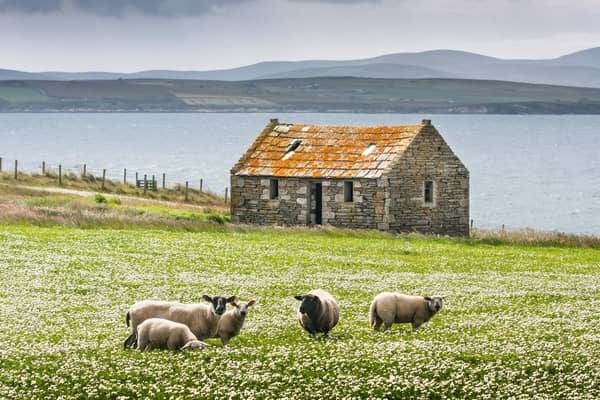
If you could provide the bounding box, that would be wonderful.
[0,219,599,399]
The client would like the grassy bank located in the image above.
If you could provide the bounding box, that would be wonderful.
[0,170,225,206]
[0,222,598,399]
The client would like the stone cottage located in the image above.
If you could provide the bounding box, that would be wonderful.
[230,119,469,236]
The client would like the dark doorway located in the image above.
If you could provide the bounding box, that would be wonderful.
[310,182,323,225]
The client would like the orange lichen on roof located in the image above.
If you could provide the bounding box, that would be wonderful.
[232,121,426,179]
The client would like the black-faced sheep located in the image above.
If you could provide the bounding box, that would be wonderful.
[369,292,444,332]
[294,289,339,336]
[124,294,235,349]
[213,300,256,346]
[136,318,207,351]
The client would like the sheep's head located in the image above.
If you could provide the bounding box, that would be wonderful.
[294,294,319,315]
[203,295,236,316]
[424,296,444,313]
[230,300,256,318]
[181,340,206,351]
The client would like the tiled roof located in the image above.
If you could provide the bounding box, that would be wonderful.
[232,119,426,179]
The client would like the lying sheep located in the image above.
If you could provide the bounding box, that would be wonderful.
[294,289,339,336]
[213,300,256,346]
[136,318,207,351]
[124,294,235,349]
[369,292,444,332]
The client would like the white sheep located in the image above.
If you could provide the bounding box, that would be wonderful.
[124,294,235,349]
[136,318,207,351]
[213,300,256,346]
[369,292,444,332]
[294,289,339,336]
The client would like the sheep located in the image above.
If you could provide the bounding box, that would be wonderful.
[294,289,339,336]
[369,292,444,332]
[136,318,207,351]
[124,294,236,349]
[213,300,256,346]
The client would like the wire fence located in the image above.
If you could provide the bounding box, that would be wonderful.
[0,155,229,203]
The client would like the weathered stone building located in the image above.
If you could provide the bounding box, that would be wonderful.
[230,119,469,235]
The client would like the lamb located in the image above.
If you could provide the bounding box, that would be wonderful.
[369,292,444,332]
[213,300,256,346]
[136,318,207,351]
[124,294,235,349]
[294,289,339,336]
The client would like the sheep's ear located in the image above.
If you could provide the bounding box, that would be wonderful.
[294,295,303,301]
[226,296,236,303]
[424,297,432,302]
[247,300,256,307]
[230,301,239,308]
[202,295,212,302]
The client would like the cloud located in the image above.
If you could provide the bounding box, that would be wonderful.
[0,0,380,16]
[0,0,253,16]
[0,0,61,13]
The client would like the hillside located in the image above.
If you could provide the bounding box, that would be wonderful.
[2,77,600,113]
[3,47,600,88]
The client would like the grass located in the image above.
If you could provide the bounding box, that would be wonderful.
[0,183,229,231]
[0,218,599,398]
[0,170,226,207]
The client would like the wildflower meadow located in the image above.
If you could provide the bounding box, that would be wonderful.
[0,225,598,399]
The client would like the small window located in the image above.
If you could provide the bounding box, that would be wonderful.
[269,179,279,199]
[424,181,434,204]
[344,181,354,202]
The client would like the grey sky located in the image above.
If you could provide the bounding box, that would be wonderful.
[1,0,599,72]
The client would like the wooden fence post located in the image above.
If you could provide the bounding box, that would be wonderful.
[102,169,106,190]
[200,179,203,193]
[135,172,138,185]
[143,174,147,194]
[123,168,127,185]
[225,187,228,204]
[59,164,62,185]
[42,161,45,175]
[162,173,165,189]
[0,157,2,173]
[82,164,86,177]
[185,181,189,201]
[14,160,18,179]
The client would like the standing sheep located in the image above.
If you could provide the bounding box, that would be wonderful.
[136,318,207,351]
[124,294,235,349]
[213,300,256,346]
[294,289,339,336]
[369,292,444,332]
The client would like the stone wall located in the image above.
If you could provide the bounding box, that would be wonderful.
[230,175,384,229]
[385,125,469,236]
[320,179,384,230]
[230,175,309,225]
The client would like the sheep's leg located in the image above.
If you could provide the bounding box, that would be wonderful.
[124,334,134,350]
[411,320,423,332]
[136,338,148,352]
[221,337,230,346]
[383,321,393,331]
[373,317,383,331]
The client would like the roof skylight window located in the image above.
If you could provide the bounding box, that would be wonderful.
[362,143,376,156]
[282,140,302,160]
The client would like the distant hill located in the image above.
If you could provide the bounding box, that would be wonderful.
[3,47,600,87]
[2,77,600,114]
